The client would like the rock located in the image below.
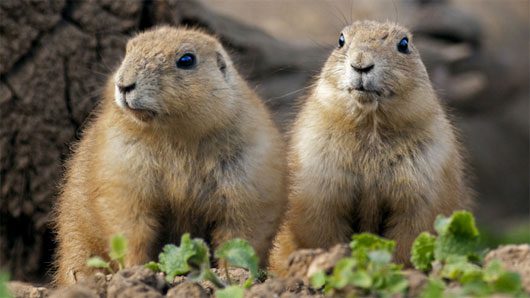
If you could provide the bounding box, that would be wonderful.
[246,278,321,298]
[48,272,108,298]
[485,244,530,293]
[166,282,209,298]
[107,266,167,298]
[6,281,48,298]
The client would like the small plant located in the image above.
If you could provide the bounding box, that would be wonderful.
[87,234,128,273]
[410,211,527,297]
[146,233,225,288]
[215,238,260,288]
[0,272,12,298]
[146,233,260,298]
[310,233,408,297]
[310,211,527,297]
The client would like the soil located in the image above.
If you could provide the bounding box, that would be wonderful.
[6,244,530,298]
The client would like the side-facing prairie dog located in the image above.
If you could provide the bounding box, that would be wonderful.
[54,26,286,285]
[270,21,472,274]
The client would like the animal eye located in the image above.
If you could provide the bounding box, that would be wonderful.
[397,37,409,54]
[338,33,345,48]
[176,53,196,69]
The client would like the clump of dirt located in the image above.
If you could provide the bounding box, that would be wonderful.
[7,244,530,297]
[167,282,208,298]
[5,281,49,298]
[306,245,351,279]
[283,248,325,280]
[246,278,322,298]
[49,272,109,298]
[106,266,167,298]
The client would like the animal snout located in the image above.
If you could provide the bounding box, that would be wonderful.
[117,82,136,95]
[351,63,374,74]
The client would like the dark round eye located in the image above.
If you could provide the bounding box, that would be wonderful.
[338,33,345,48]
[176,53,196,69]
[397,37,409,54]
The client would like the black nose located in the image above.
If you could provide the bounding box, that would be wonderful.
[118,83,136,94]
[352,64,374,74]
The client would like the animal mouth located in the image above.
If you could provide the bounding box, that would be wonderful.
[348,86,382,97]
[122,98,157,122]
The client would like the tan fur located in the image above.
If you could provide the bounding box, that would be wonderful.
[270,21,472,275]
[54,26,286,285]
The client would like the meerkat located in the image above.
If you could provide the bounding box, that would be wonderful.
[270,21,472,274]
[54,26,286,285]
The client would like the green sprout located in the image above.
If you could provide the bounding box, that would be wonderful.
[146,234,260,298]
[86,233,128,273]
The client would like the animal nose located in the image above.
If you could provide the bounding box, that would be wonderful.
[117,82,136,94]
[351,64,374,74]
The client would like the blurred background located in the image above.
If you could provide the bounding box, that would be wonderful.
[0,0,528,283]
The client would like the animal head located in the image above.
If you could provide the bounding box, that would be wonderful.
[113,26,239,129]
[318,21,430,111]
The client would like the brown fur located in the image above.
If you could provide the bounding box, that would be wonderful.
[54,26,286,285]
[270,21,472,275]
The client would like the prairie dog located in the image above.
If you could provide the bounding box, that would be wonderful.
[54,26,286,285]
[270,21,472,274]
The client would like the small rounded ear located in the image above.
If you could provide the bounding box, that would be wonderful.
[216,51,227,77]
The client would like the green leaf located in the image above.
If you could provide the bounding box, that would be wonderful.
[309,233,410,296]
[158,244,189,281]
[158,233,211,282]
[434,211,480,262]
[458,269,484,285]
[383,272,408,294]
[350,233,395,267]
[491,271,522,294]
[214,238,259,280]
[215,285,245,298]
[368,250,392,266]
[86,256,111,269]
[411,232,436,271]
[242,277,253,289]
[329,258,357,289]
[440,255,481,281]
[462,280,491,296]
[192,267,227,289]
[351,270,372,288]
[483,259,503,282]
[144,261,160,272]
[420,278,446,298]
[109,234,128,268]
[0,272,12,298]
[434,216,451,235]
[310,270,327,289]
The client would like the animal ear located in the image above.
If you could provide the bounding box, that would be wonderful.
[216,51,227,77]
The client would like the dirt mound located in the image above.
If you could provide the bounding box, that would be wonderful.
[6,244,530,297]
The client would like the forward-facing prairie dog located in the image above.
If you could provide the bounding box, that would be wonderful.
[270,21,472,274]
[54,26,286,285]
